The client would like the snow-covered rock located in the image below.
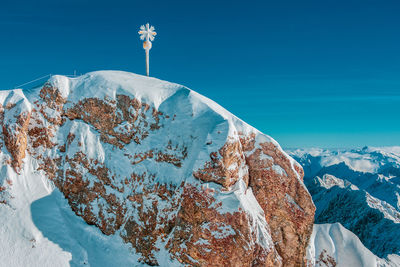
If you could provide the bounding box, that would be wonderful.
[0,71,315,266]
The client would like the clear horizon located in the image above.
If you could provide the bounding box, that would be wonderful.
[1,0,399,148]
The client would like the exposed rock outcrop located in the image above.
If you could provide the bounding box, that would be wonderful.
[0,71,315,266]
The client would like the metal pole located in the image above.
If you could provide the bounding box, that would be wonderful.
[146,49,150,76]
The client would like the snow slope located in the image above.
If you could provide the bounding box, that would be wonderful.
[307,223,400,267]
[0,158,141,267]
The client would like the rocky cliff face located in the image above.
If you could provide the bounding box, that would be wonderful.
[0,71,315,266]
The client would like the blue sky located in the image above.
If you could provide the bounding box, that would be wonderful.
[0,0,399,148]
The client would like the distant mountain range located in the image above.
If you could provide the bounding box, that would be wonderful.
[289,147,400,266]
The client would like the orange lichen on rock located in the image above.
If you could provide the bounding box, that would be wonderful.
[167,183,281,267]
[240,133,315,267]
[120,179,180,266]
[190,132,315,266]
[53,152,127,236]
[2,111,31,173]
[64,94,166,148]
[39,83,67,110]
[315,249,337,267]
[37,83,67,125]
[27,125,56,149]
[129,141,187,168]
[193,139,248,189]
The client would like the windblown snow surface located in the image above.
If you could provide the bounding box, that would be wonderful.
[289,147,400,266]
